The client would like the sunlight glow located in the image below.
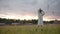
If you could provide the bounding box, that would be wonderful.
[1,15,38,20]
[0,15,59,21]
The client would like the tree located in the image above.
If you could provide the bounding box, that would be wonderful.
[5,19,12,25]
[32,19,38,24]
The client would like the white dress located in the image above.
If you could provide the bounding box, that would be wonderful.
[38,9,45,25]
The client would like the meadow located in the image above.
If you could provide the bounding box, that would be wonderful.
[0,25,60,34]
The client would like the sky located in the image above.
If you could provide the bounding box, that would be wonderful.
[0,0,60,21]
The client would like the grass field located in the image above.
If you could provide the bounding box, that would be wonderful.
[0,25,60,34]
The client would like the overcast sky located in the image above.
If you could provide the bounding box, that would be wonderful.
[0,0,60,21]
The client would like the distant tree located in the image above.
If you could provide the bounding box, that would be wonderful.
[43,21,49,24]
[49,21,54,24]
[5,19,12,25]
[32,19,38,24]
[0,18,7,23]
[15,19,21,23]
[23,19,27,24]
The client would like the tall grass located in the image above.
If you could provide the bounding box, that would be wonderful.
[0,25,60,34]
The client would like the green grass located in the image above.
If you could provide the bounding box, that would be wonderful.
[0,25,60,34]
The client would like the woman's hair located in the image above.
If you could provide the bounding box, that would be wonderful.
[39,9,42,13]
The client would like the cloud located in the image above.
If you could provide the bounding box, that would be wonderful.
[0,0,60,20]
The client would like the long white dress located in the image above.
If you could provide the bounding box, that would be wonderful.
[38,9,45,25]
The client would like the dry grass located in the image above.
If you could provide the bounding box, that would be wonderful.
[0,24,60,34]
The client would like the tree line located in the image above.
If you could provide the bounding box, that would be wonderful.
[0,18,38,25]
[0,18,57,25]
